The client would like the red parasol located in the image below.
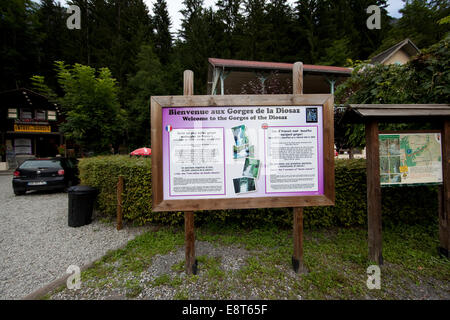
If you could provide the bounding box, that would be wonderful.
[130,147,152,156]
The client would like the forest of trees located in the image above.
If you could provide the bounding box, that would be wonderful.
[1,0,449,151]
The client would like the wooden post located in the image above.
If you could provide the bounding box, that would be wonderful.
[292,207,307,273]
[185,211,197,274]
[293,62,303,95]
[292,62,307,273]
[439,120,450,258]
[365,120,383,265]
[184,70,194,96]
[184,70,197,274]
[116,175,124,231]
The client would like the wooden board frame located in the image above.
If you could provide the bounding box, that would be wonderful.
[366,121,449,264]
[151,94,335,212]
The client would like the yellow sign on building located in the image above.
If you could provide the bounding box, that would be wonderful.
[14,124,51,133]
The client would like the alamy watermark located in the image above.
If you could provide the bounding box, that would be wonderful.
[367,5,381,30]
[66,265,81,290]
[66,5,81,30]
[65,4,381,31]
[366,265,381,290]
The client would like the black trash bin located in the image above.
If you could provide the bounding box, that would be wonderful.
[68,186,98,227]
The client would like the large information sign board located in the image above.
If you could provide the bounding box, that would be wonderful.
[151,95,334,212]
[379,132,443,186]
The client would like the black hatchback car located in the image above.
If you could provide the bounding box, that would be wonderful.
[12,158,79,195]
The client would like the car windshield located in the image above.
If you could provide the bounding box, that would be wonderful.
[20,160,62,169]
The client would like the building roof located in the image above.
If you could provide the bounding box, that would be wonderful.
[0,88,58,110]
[370,39,420,65]
[208,58,352,75]
[342,104,450,123]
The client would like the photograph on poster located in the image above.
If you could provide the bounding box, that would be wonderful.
[242,158,260,179]
[233,144,255,159]
[233,177,256,194]
[231,125,249,147]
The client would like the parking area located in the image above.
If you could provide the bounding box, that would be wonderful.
[0,174,148,299]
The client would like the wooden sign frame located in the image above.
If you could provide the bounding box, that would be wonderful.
[151,65,335,275]
[343,104,450,263]
[150,94,335,212]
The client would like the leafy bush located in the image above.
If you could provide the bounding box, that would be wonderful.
[335,34,450,150]
[79,156,438,228]
[79,155,152,226]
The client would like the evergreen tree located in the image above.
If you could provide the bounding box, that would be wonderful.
[293,0,391,64]
[127,45,165,148]
[0,0,41,90]
[375,0,450,53]
[265,0,295,62]
[152,0,173,64]
[107,0,153,89]
[293,0,320,63]
[240,0,270,61]
[178,0,215,93]
[35,0,72,87]
[347,0,391,59]
[179,0,205,41]
[215,0,244,58]
[318,38,353,66]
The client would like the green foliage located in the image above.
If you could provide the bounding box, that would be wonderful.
[30,74,58,103]
[335,34,450,149]
[78,155,153,226]
[6,0,450,150]
[293,0,391,64]
[319,38,353,67]
[335,63,413,105]
[308,160,437,229]
[79,156,438,229]
[152,0,173,64]
[408,34,450,103]
[69,0,153,90]
[34,0,71,87]
[0,0,41,91]
[126,44,182,149]
[33,61,127,154]
[438,15,450,25]
[48,223,449,300]
[375,0,450,53]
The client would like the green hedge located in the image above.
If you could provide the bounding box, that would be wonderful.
[79,156,438,228]
[78,155,152,226]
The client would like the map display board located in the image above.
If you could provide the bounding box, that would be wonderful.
[379,133,443,186]
[162,106,324,200]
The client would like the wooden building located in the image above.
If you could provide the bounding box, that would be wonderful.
[0,88,63,169]
[370,38,420,66]
[207,58,352,96]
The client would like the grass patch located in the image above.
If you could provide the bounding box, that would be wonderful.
[196,223,290,250]
[70,227,185,298]
[171,260,185,273]
[125,279,142,298]
[47,223,450,300]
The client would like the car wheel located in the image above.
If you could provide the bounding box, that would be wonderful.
[14,190,26,196]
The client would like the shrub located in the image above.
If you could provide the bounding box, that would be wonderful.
[78,155,152,226]
[79,156,438,228]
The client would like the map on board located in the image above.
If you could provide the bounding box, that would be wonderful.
[379,133,443,186]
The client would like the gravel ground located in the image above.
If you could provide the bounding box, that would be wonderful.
[50,240,284,300]
[0,175,149,300]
